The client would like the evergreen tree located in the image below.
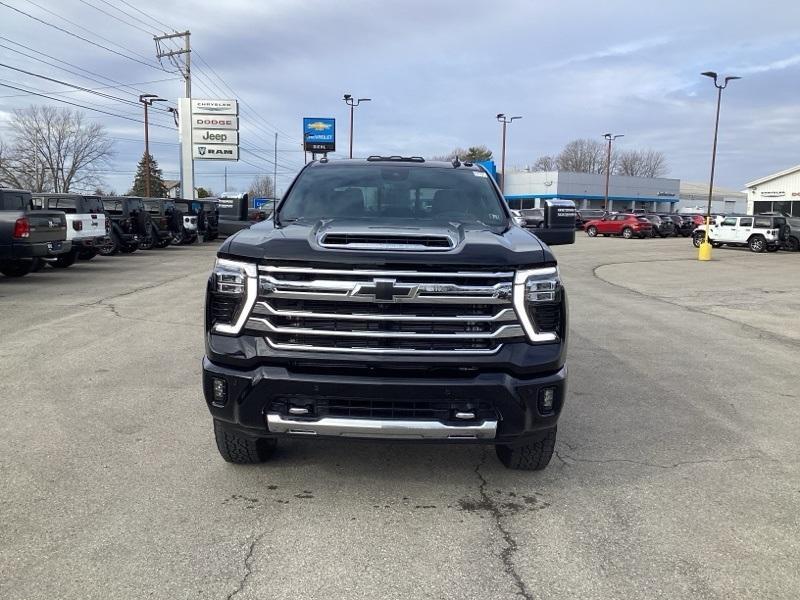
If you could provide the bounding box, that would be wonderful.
[129,152,167,197]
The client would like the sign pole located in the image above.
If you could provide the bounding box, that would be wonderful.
[178,98,194,199]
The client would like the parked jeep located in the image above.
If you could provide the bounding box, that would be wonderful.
[1,188,71,277]
[141,198,178,249]
[693,214,789,252]
[99,197,148,255]
[198,200,220,241]
[31,193,109,264]
[169,199,200,245]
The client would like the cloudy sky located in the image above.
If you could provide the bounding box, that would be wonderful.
[1,0,799,195]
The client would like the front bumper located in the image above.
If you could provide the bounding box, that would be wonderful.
[202,358,567,444]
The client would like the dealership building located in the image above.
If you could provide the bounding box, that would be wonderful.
[503,170,680,212]
[744,164,800,217]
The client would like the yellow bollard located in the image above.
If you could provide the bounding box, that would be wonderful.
[698,241,712,261]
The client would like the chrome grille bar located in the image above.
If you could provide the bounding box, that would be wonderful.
[252,302,517,323]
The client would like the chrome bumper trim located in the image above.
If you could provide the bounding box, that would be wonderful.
[266,414,498,440]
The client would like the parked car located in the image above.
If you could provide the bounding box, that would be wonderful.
[660,214,691,237]
[1,188,71,277]
[692,214,789,252]
[778,216,800,251]
[198,200,220,241]
[575,209,606,230]
[140,198,176,249]
[170,199,200,245]
[511,207,545,229]
[644,214,675,237]
[584,213,653,239]
[31,193,109,263]
[99,197,148,255]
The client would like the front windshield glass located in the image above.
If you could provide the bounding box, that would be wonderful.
[279,164,508,226]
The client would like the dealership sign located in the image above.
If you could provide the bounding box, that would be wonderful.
[303,117,335,153]
[191,99,239,161]
[193,144,239,160]
[760,191,785,197]
[193,116,238,129]
[191,99,238,115]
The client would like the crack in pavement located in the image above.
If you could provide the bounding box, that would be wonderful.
[226,532,266,600]
[473,449,535,600]
[554,450,775,470]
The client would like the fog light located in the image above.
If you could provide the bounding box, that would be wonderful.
[212,378,227,404]
[538,387,555,414]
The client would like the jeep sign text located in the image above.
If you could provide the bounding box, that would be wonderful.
[194,130,239,145]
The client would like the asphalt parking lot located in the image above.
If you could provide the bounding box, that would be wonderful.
[1,236,798,600]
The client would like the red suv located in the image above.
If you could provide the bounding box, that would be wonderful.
[584,213,653,239]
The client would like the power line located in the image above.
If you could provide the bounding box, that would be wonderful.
[76,0,155,36]
[0,81,174,129]
[0,76,180,99]
[117,0,168,31]
[0,1,168,73]
[0,36,180,98]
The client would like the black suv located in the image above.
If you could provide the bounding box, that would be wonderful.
[99,197,149,254]
[644,214,675,237]
[142,198,178,249]
[203,157,571,471]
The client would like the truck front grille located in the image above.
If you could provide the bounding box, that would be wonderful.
[246,264,524,355]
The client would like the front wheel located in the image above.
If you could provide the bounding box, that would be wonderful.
[495,428,557,471]
[784,237,799,252]
[586,226,598,237]
[692,232,705,248]
[213,420,277,464]
[748,235,766,253]
[622,227,633,239]
[0,259,37,278]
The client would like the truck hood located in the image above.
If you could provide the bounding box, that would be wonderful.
[219,218,554,268]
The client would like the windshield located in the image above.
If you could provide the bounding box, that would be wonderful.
[279,164,508,226]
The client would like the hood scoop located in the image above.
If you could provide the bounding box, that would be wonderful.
[318,230,455,251]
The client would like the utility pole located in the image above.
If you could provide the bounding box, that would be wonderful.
[139,94,165,197]
[154,31,193,197]
[496,114,522,193]
[343,94,371,159]
[224,166,227,192]
[602,133,623,210]
[273,133,278,199]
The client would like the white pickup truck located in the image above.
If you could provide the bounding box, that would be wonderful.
[31,194,109,265]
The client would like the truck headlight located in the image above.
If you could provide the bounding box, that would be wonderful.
[513,267,563,343]
[208,258,258,334]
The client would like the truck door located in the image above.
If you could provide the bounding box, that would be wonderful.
[735,217,753,243]
[715,217,738,242]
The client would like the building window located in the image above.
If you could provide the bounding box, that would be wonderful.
[753,201,771,214]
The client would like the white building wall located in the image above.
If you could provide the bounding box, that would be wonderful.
[745,169,800,215]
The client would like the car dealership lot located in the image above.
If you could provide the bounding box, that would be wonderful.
[1,237,798,600]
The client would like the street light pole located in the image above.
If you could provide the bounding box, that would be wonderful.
[496,114,522,193]
[139,94,166,197]
[343,94,371,159]
[603,133,623,210]
[698,71,741,261]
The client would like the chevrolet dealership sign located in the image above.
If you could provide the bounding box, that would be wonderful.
[191,99,239,161]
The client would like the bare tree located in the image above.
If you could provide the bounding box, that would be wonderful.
[615,148,668,178]
[430,145,493,162]
[556,138,608,174]
[1,106,112,193]
[247,175,275,199]
[531,155,557,171]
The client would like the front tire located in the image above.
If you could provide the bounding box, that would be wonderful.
[586,226,598,237]
[692,232,705,248]
[622,227,633,239]
[495,428,557,471]
[213,420,277,464]
[784,237,799,252]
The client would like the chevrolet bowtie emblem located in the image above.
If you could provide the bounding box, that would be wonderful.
[351,279,419,302]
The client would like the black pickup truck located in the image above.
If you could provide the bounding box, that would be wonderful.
[203,157,572,471]
[0,188,71,277]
